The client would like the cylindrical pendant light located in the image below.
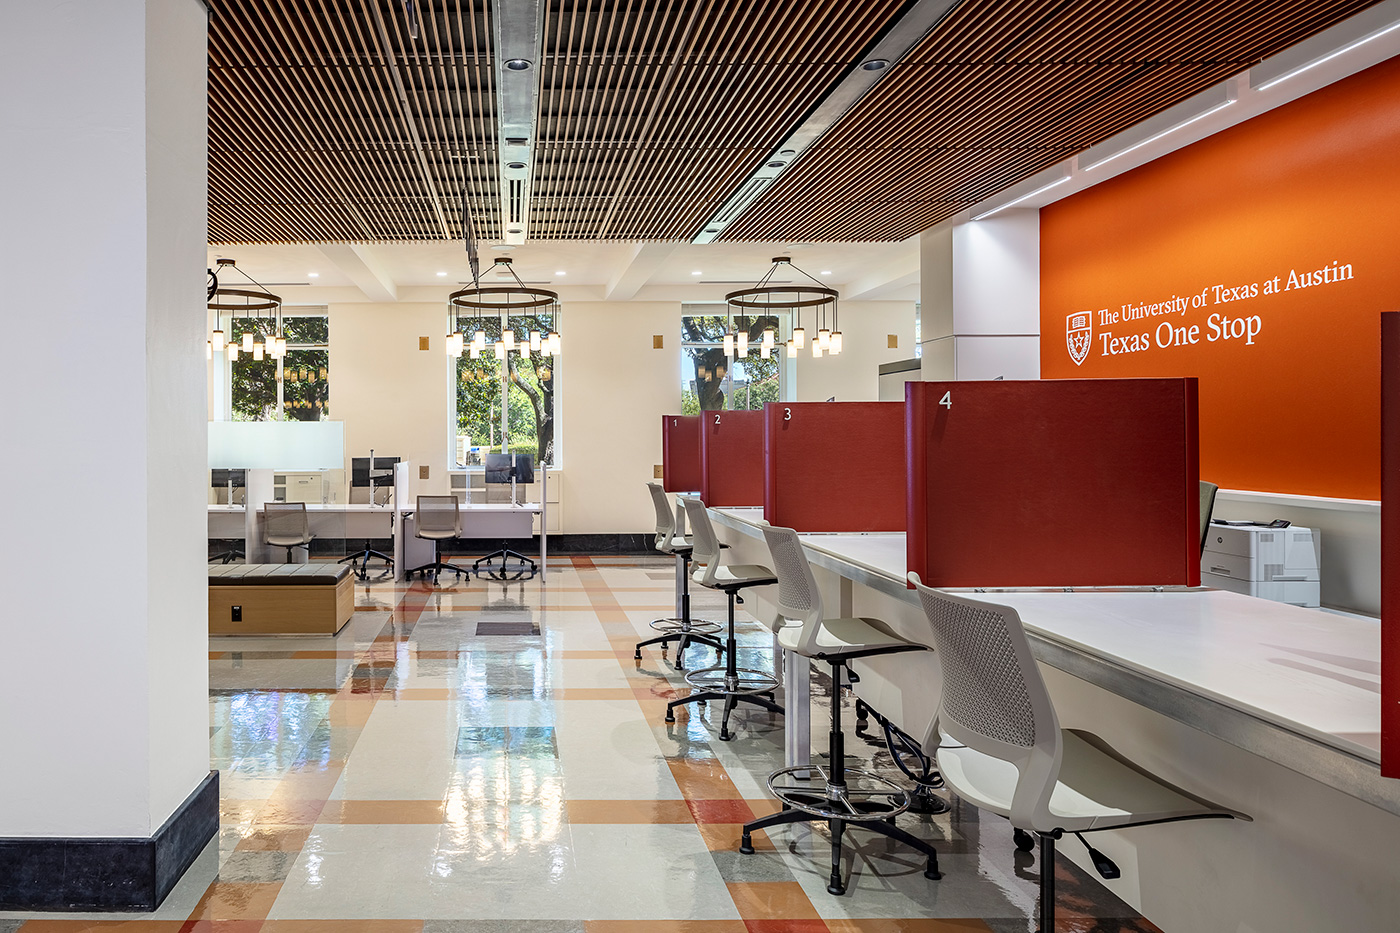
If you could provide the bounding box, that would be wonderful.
[503,329,516,351]
[494,340,506,360]
[242,332,254,353]
[206,340,213,360]
[793,327,806,349]
[818,328,831,349]
[228,343,239,361]
[760,344,770,359]
[786,339,796,358]
[811,340,821,358]
[723,332,735,356]
[530,330,542,352]
[211,329,225,353]
[252,341,265,361]
[830,331,843,354]
[548,332,561,355]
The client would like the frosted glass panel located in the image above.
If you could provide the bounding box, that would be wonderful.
[209,421,345,470]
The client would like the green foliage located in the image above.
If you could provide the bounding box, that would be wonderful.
[454,313,556,466]
[680,313,779,411]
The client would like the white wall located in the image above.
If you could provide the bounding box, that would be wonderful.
[0,0,209,838]
[328,302,453,495]
[793,301,916,402]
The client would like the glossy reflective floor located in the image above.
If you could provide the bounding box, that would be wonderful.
[1,555,1161,933]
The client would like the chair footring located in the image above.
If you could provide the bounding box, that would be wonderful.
[764,765,911,822]
[682,665,780,695]
[648,617,723,636]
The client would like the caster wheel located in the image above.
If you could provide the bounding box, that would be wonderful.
[1013,829,1035,852]
[739,834,754,855]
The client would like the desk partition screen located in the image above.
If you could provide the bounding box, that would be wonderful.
[906,378,1200,588]
[662,415,702,492]
[763,402,905,532]
[699,409,765,507]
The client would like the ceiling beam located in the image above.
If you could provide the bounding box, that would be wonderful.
[317,244,399,303]
[604,244,678,301]
[842,251,921,300]
[493,0,545,244]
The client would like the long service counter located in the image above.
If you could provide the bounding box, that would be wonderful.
[708,505,1397,933]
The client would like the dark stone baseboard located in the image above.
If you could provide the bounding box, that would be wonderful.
[210,534,659,561]
[0,770,219,911]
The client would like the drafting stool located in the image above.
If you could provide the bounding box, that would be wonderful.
[907,574,1248,932]
[664,498,783,740]
[634,482,724,670]
[739,523,940,896]
[263,502,313,563]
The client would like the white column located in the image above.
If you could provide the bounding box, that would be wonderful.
[921,210,1042,381]
[0,0,211,900]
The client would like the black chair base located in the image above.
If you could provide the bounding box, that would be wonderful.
[474,547,537,580]
[406,538,469,584]
[635,629,725,669]
[339,545,394,579]
[665,687,781,741]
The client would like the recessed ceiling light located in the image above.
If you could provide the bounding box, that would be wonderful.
[861,59,890,71]
[308,272,319,278]
[490,244,516,251]
[506,161,527,170]
[555,270,566,276]
[691,270,702,276]
[820,270,832,275]
[779,149,796,157]
[766,161,785,169]
[505,58,532,71]
[436,271,447,276]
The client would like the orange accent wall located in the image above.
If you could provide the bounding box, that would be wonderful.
[1041,54,1400,500]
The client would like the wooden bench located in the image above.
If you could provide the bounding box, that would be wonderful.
[208,562,354,635]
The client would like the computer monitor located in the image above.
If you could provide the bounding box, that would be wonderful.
[350,456,400,487]
[211,468,246,488]
[484,453,534,485]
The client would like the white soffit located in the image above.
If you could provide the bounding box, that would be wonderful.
[494,0,544,245]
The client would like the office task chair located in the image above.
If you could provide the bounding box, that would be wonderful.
[1200,480,1219,555]
[739,523,941,896]
[406,495,471,583]
[263,502,313,563]
[474,453,538,580]
[340,452,396,578]
[634,483,724,670]
[664,498,783,740]
[906,574,1248,932]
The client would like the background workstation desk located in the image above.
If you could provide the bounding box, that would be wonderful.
[708,505,1396,933]
[208,501,546,579]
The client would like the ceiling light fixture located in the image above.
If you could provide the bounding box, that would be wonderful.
[445,257,561,363]
[725,256,842,363]
[972,175,1072,221]
[308,272,319,278]
[1080,96,1236,172]
[504,58,532,71]
[1254,19,1400,91]
[207,258,284,362]
[861,59,890,71]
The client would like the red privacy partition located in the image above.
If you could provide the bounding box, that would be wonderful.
[764,402,905,532]
[906,379,1200,588]
[662,415,702,492]
[1382,312,1399,778]
[700,409,765,507]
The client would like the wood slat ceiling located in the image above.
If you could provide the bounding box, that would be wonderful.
[209,0,1384,245]
[209,0,497,244]
[722,0,1385,242]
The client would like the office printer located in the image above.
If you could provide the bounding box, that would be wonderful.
[1201,522,1320,607]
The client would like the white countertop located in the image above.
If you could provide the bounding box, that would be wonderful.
[712,507,1382,765]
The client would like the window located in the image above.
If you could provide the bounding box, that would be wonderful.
[227,313,329,421]
[681,308,786,413]
[454,311,557,468]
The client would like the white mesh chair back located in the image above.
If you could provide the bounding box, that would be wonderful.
[263,502,310,544]
[1199,480,1219,556]
[646,482,678,553]
[758,523,825,655]
[907,573,1063,827]
[682,497,724,585]
[415,495,461,538]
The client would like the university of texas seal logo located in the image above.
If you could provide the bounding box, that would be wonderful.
[1066,311,1093,366]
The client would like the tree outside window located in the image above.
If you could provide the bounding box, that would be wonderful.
[228,314,329,421]
[681,312,782,413]
[454,312,557,467]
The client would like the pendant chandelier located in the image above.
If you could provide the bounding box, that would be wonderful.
[446,258,561,360]
[725,256,840,360]
[207,258,286,362]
